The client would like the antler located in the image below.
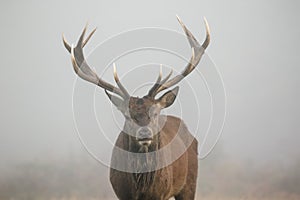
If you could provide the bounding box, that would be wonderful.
[62,25,130,99]
[148,16,210,98]
[148,64,173,97]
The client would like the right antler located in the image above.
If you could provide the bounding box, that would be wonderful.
[148,16,210,98]
[63,25,130,99]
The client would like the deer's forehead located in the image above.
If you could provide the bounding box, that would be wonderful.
[128,97,155,113]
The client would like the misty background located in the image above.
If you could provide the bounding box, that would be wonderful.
[0,0,299,199]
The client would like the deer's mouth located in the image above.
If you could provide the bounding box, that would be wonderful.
[137,138,153,146]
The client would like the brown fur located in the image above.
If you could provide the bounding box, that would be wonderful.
[110,115,198,200]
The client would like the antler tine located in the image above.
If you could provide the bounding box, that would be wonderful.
[62,34,71,53]
[157,64,163,84]
[148,65,173,98]
[160,68,173,86]
[152,16,210,95]
[147,65,162,97]
[63,25,128,99]
[113,63,130,98]
[202,17,210,49]
[82,27,97,48]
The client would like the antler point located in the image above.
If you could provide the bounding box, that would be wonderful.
[113,63,117,77]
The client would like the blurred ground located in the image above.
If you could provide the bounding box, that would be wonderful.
[0,147,299,200]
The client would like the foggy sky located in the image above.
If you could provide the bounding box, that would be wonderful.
[0,0,299,167]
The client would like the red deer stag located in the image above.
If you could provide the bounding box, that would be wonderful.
[63,16,210,200]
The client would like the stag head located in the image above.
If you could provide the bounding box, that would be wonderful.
[63,16,210,153]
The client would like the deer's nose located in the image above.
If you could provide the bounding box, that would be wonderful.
[136,127,153,140]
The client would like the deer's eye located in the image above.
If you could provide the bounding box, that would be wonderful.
[125,115,131,120]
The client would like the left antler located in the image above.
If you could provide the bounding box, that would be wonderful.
[148,16,210,98]
[63,25,130,99]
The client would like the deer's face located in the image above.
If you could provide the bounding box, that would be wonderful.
[109,87,179,152]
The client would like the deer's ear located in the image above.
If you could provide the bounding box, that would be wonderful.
[157,86,179,108]
[105,90,125,112]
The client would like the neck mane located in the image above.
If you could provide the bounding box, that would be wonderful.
[127,134,161,191]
